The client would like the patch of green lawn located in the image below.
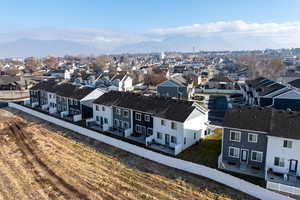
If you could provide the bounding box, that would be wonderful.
[178,132,222,168]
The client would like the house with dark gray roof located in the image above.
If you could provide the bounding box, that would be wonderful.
[243,77,300,111]
[91,91,209,155]
[220,105,300,195]
[157,74,193,100]
[29,81,105,121]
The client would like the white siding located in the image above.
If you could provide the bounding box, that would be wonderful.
[266,136,300,175]
[183,108,208,149]
[93,104,113,127]
[153,117,184,148]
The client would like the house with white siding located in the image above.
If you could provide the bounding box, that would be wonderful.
[91,91,209,155]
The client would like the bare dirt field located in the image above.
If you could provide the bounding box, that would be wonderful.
[0,107,256,200]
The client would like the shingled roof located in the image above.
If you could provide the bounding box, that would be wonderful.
[93,91,202,122]
[55,83,95,100]
[31,81,95,100]
[224,106,300,140]
[30,80,58,93]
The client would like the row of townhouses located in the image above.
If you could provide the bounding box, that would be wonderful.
[28,81,210,155]
[89,91,209,155]
[29,81,105,122]
[242,76,300,111]
[219,105,300,194]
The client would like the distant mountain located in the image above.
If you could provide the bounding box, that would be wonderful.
[0,35,281,57]
[0,38,103,57]
[114,35,277,53]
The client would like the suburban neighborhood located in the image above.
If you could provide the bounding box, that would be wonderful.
[1,1,300,200]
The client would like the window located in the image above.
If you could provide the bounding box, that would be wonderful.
[171,122,177,130]
[171,136,177,144]
[136,125,142,133]
[116,108,121,115]
[102,106,105,111]
[161,120,165,126]
[248,133,258,143]
[96,105,99,111]
[147,128,153,135]
[96,116,99,121]
[135,113,141,121]
[104,118,108,124]
[114,119,119,127]
[145,114,150,122]
[194,132,197,139]
[157,132,163,139]
[228,147,240,158]
[123,110,129,118]
[251,151,263,162]
[274,157,285,167]
[283,140,292,148]
[184,137,186,145]
[230,130,241,142]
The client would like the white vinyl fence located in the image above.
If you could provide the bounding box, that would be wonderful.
[9,103,294,200]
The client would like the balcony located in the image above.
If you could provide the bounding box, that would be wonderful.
[149,142,182,155]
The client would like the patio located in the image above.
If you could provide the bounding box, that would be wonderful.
[149,143,175,155]
[267,171,300,188]
[218,158,265,178]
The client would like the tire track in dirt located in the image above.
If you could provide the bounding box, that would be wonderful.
[7,121,90,200]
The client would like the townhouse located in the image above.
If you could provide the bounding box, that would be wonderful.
[219,105,300,195]
[243,76,300,111]
[91,91,209,155]
[29,81,105,122]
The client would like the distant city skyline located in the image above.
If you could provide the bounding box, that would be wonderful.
[1,0,300,56]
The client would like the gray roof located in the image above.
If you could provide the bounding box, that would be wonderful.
[224,106,300,140]
[93,91,202,122]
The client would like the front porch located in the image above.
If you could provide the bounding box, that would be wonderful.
[218,156,265,178]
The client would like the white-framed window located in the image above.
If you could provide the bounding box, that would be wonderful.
[135,113,141,121]
[161,120,165,126]
[171,136,177,144]
[251,151,263,162]
[171,122,177,130]
[157,132,163,139]
[136,125,142,133]
[194,132,197,139]
[283,140,292,148]
[228,147,240,158]
[230,130,241,142]
[102,106,105,111]
[248,133,258,143]
[104,118,108,124]
[123,110,129,118]
[184,137,186,145]
[116,108,121,115]
[145,114,150,122]
[274,157,285,167]
[96,105,99,111]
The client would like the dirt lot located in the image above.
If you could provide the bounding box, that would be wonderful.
[0,108,256,200]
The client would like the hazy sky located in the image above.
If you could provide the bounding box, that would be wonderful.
[1,0,300,52]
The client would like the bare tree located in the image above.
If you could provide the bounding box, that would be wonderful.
[238,54,284,81]
[92,55,108,72]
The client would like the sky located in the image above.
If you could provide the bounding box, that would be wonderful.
[1,0,300,54]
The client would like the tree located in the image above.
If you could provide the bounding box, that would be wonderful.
[24,57,40,73]
[92,55,108,72]
[238,54,284,81]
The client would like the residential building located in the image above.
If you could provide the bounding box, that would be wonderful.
[220,105,300,195]
[91,91,209,155]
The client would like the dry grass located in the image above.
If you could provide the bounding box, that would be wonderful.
[0,108,256,200]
